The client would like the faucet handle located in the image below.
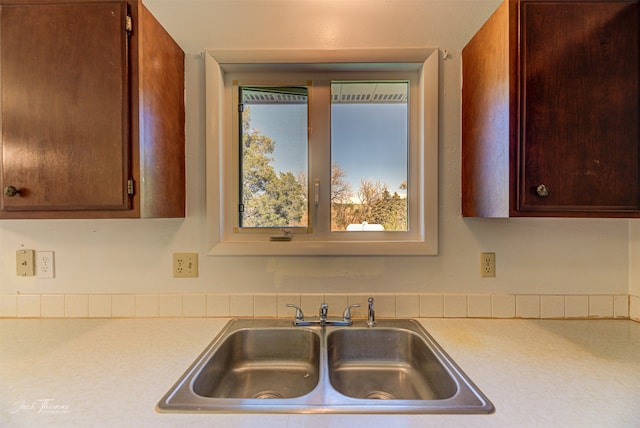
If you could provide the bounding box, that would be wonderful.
[342,304,361,321]
[285,304,304,321]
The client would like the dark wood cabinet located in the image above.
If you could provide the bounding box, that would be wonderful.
[0,0,185,218]
[462,0,639,217]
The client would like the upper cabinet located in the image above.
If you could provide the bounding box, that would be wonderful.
[0,0,185,219]
[462,0,639,217]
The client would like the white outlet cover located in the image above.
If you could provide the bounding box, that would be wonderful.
[37,251,55,279]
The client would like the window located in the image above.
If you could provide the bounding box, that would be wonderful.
[330,81,409,232]
[206,49,439,256]
[238,85,309,229]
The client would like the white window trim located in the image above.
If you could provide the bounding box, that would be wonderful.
[205,48,439,256]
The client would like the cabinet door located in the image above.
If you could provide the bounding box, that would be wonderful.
[1,2,129,212]
[518,1,639,213]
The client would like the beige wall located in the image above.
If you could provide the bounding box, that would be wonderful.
[630,222,640,296]
[0,0,634,298]
[630,222,640,320]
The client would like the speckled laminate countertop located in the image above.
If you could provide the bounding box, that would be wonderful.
[1,318,638,427]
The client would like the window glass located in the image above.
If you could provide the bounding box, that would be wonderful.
[238,86,308,228]
[330,81,409,231]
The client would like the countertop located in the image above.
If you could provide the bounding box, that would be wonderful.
[1,318,638,427]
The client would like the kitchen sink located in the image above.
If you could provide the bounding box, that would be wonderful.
[327,328,457,401]
[157,319,494,414]
[192,328,320,399]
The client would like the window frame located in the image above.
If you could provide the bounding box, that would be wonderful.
[234,80,311,232]
[205,48,439,256]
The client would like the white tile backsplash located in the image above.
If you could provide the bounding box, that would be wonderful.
[183,294,206,317]
[41,294,65,317]
[516,295,540,319]
[254,294,277,317]
[492,294,516,318]
[565,295,589,318]
[1,292,637,321]
[395,294,420,318]
[230,294,254,317]
[0,294,17,317]
[443,294,467,318]
[300,294,324,313]
[112,294,135,317]
[540,295,565,319]
[158,294,182,317]
[588,295,613,319]
[614,295,629,318]
[207,293,230,317]
[88,295,112,318]
[65,295,89,318]
[17,294,40,317]
[135,294,158,317]
[467,294,491,318]
[630,295,640,321]
[420,294,443,317]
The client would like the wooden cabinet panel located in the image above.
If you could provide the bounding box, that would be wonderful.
[1,2,129,212]
[0,0,185,219]
[133,3,185,218]
[519,1,639,212]
[462,0,639,218]
[461,0,515,218]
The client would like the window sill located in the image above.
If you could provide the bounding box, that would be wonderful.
[208,240,437,256]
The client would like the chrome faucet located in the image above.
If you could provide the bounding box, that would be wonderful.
[319,303,328,323]
[285,302,360,326]
[285,304,304,323]
[342,304,360,322]
[367,297,376,327]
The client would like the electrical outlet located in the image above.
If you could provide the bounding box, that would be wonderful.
[173,253,198,278]
[16,250,35,276]
[37,251,55,279]
[480,252,496,278]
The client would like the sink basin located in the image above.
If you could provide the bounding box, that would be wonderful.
[327,328,456,401]
[157,319,494,414]
[193,328,320,399]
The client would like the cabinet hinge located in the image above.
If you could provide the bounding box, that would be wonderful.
[125,15,133,34]
[239,204,244,213]
[127,179,135,196]
[238,103,244,113]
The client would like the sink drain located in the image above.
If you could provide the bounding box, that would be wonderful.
[252,390,284,399]
[365,391,395,400]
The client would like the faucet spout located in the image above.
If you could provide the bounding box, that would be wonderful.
[319,303,329,324]
[342,304,360,322]
[367,297,376,327]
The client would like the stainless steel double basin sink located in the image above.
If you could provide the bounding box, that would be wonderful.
[157,319,494,414]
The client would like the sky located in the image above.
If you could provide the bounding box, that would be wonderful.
[247,102,408,199]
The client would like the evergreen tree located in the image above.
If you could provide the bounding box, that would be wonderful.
[240,109,306,227]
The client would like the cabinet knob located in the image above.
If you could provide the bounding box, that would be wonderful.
[3,186,21,197]
[536,184,549,197]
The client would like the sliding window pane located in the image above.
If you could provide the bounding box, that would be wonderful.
[239,86,308,228]
[330,81,409,231]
